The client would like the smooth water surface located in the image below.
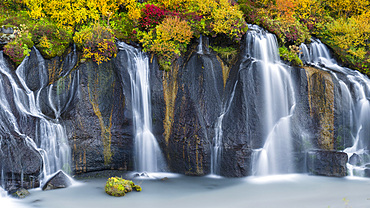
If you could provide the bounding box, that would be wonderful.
[17,174,370,208]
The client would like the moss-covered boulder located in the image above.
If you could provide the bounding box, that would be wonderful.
[105,177,141,197]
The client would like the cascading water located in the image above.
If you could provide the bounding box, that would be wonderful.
[117,42,166,173]
[211,81,238,175]
[246,25,296,176]
[0,49,72,189]
[300,39,370,176]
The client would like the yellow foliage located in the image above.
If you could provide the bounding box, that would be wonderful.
[294,0,325,22]
[120,0,142,21]
[39,35,51,48]
[144,16,193,57]
[326,0,369,17]
[75,23,117,65]
[327,16,370,50]
[23,0,124,29]
[157,0,189,10]
[186,0,246,40]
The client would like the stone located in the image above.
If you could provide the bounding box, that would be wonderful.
[349,153,362,166]
[0,137,43,192]
[1,27,14,34]
[11,188,30,199]
[364,164,370,178]
[42,171,72,191]
[307,150,348,177]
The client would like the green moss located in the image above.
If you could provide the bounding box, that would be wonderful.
[105,177,142,197]
[209,45,238,62]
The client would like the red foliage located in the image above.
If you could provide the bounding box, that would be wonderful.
[138,5,169,30]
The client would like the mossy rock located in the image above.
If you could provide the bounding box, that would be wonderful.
[105,177,141,197]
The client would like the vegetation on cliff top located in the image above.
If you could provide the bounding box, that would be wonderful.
[0,0,369,75]
[240,0,370,74]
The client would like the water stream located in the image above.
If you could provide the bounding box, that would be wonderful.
[117,42,166,173]
[300,39,370,176]
[246,25,296,175]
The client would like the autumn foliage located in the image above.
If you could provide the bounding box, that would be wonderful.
[0,0,368,74]
[74,23,117,65]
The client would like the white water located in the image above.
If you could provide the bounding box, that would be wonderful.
[117,42,166,173]
[197,34,203,54]
[246,25,296,175]
[0,50,72,189]
[0,187,29,208]
[300,39,370,176]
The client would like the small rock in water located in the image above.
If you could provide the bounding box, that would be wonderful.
[134,172,149,178]
[349,153,362,166]
[42,170,72,191]
[11,188,30,199]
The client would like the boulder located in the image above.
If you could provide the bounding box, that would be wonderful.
[348,153,362,166]
[11,188,30,199]
[42,171,72,191]
[307,150,348,177]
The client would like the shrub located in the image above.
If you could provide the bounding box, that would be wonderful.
[189,0,247,42]
[138,4,169,31]
[4,40,31,65]
[279,45,303,66]
[74,23,117,65]
[4,24,33,66]
[137,16,193,71]
[110,12,137,42]
[31,20,72,59]
[209,45,238,63]
[105,177,142,197]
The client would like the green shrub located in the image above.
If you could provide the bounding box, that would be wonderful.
[209,45,238,62]
[110,13,137,42]
[279,45,303,66]
[31,19,72,59]
[105,177,142,197]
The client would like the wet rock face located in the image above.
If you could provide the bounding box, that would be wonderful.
[160,52,228,176]
[65,58,133,174]
[307,150,348,177]
[0,137,42,192]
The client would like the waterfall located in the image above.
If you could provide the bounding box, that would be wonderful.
[197,34,203,54]
[0,50,72,188]
[211,81,238,175]
[245,25,296,175]
[117,42,166,173]
[301,39,370,176]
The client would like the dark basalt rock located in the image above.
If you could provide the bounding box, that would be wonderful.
[42,171,72,191]
[163,51,228,176]
[65,58,133,174]
[364,164,370,178]
[0,137,42,192]
[307,150,348,177]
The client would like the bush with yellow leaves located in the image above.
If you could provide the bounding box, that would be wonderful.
[74,23,117,65]
[137,16,193,71]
